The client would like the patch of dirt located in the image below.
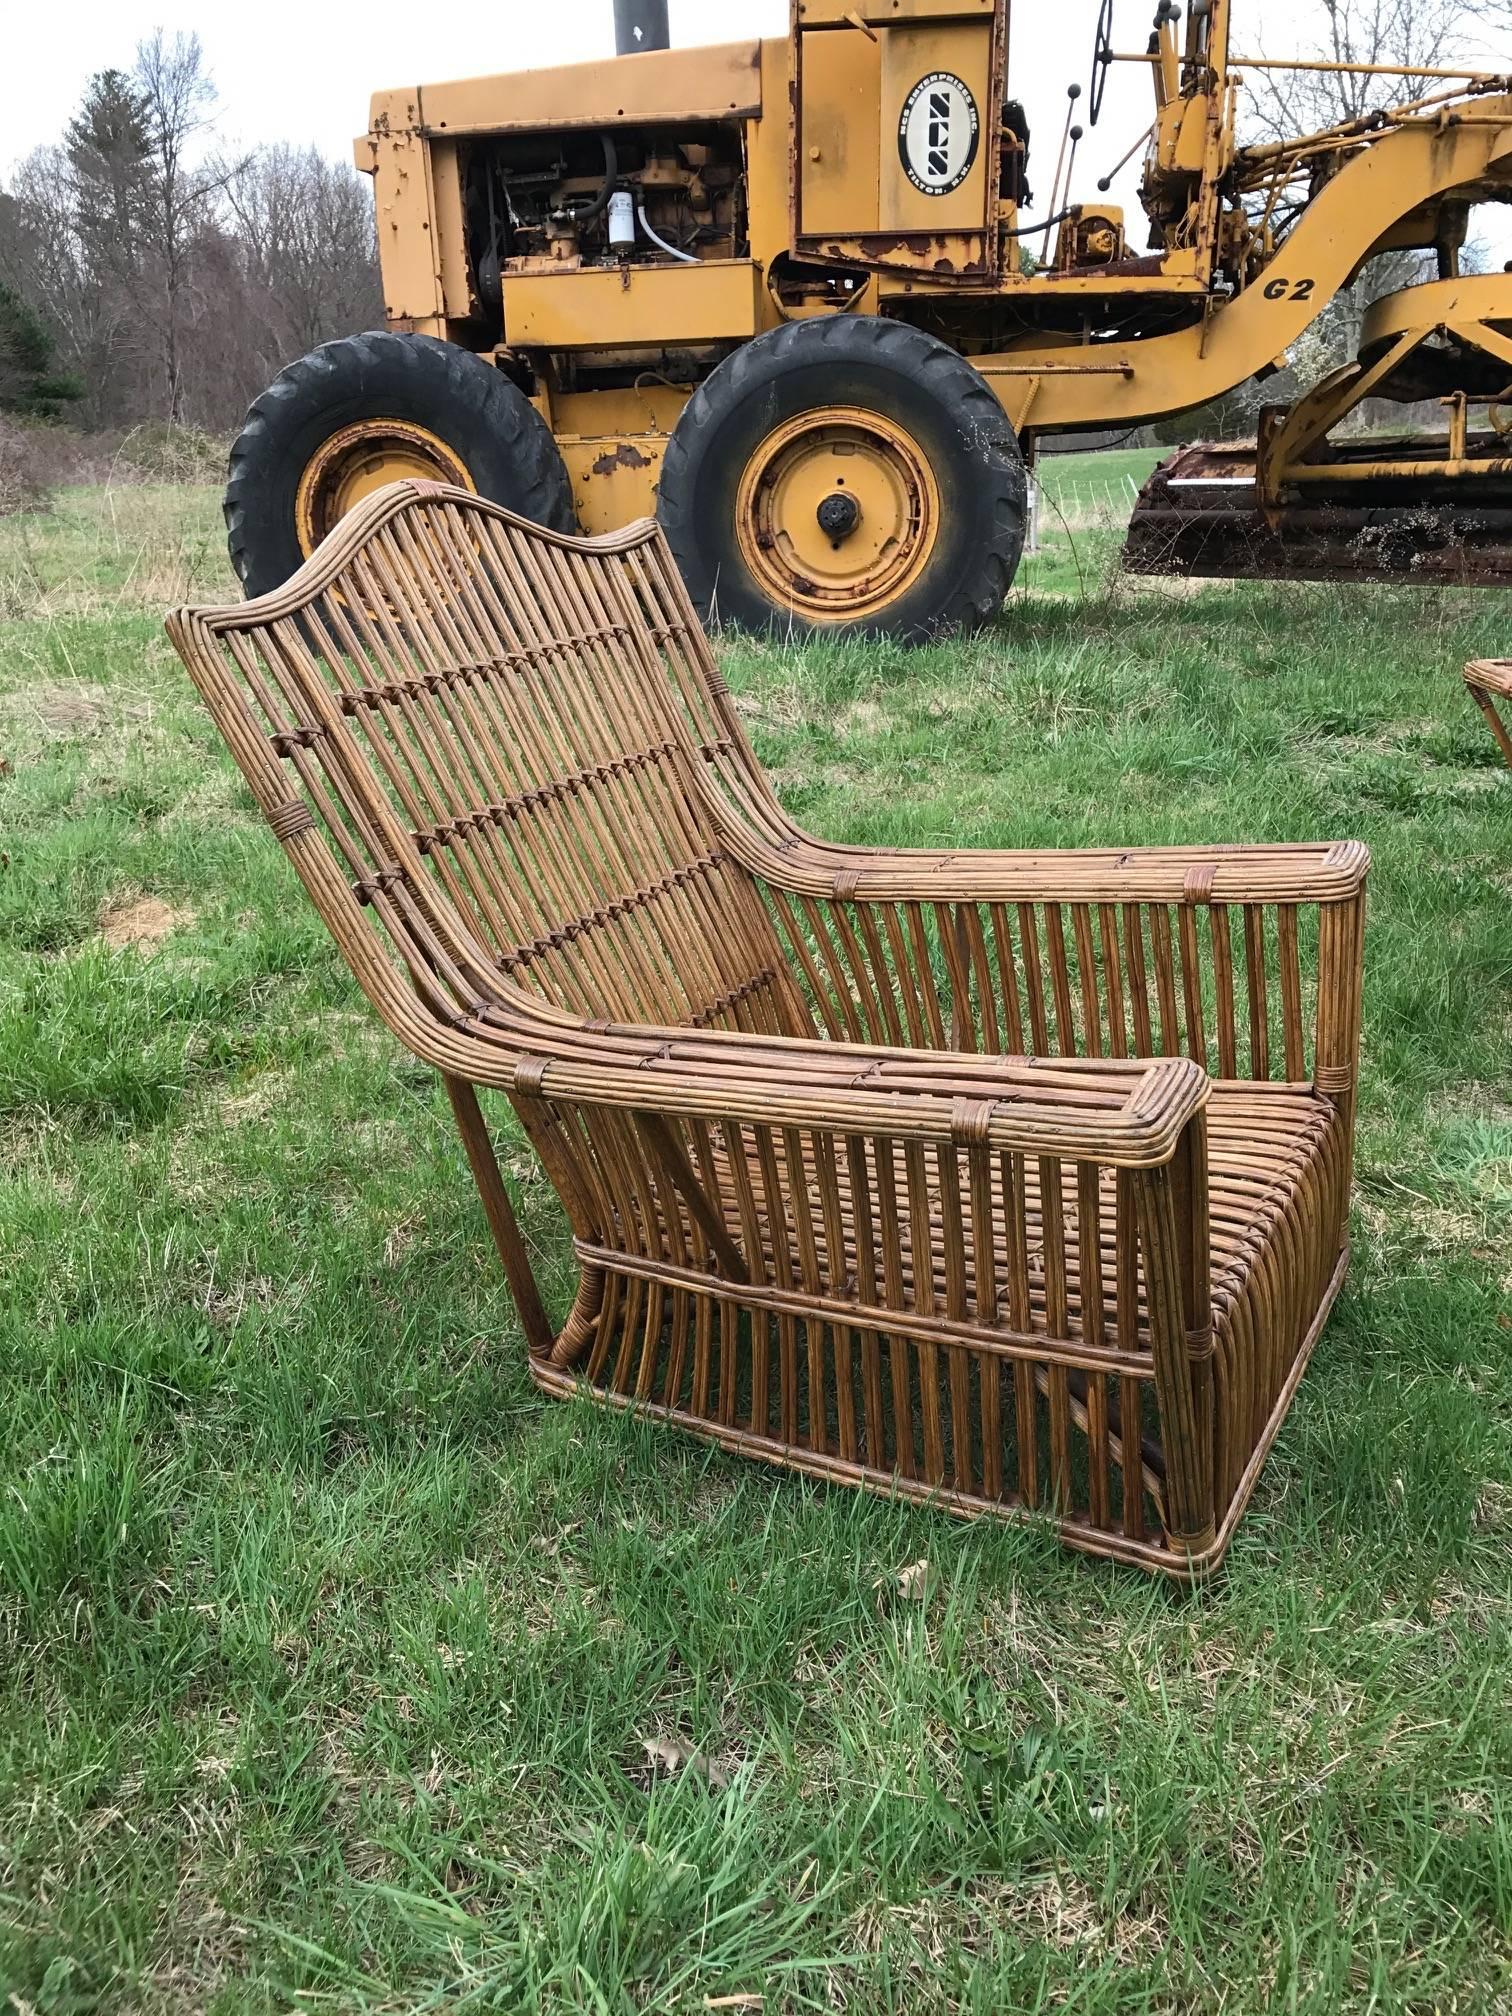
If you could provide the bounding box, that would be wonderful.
[98,894,191,951]
[35,683,110,734]
[1427,1085,1512,1129]
[840,698,888,735]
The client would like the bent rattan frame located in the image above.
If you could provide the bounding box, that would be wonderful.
[1465,659,1512,769]
[168,482,1367,1578]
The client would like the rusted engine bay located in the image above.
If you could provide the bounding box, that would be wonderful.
[464,125,747,327]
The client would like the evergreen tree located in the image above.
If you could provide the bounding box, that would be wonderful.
[0,282,81,419]
[66,68,153,274]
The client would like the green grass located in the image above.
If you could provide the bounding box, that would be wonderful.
[1034,445,1165,537]
[1036,443,1164,498]
[1,477,1510,2014]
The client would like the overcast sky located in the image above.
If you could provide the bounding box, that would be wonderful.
[1,0,1224,221]
[3,1,1504,251]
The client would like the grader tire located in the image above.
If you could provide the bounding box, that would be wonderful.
[657,315,1026,641]
[225,330,575,599]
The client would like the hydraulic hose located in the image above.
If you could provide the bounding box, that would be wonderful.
[637,202,700,264]
[576,134,619,228]
[1002,203,1080,239]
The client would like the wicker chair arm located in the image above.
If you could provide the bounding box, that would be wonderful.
[391,1008,1210,1171]
[706,814,1368,1101]
[215,761,1207,1168]
[719,825,1370,910]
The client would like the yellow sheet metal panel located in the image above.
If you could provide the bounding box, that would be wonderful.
[428,141,473,322]
[388,43,762,137]
[559,435,665,534]
[798,29,882,236]
[879,21,994,235]
[502,261,762,350]
[747,38,797,292]
[369,128,446,331]
[553,385,691,438]
[1360,271,1512,345]
[797,0,996,20]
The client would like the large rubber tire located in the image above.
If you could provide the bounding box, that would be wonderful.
[657,316,1026,641]
[225,330,575,599]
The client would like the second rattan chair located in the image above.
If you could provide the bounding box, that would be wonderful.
[1464,659,1512,769]
[168,483,1367,1578]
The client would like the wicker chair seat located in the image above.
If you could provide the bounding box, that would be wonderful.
[560,1080,1343,1535]
[168,482,1368,1576]
[696,1082,1339,1311]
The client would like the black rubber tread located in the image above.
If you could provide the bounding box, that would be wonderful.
[657,314,1026,642]
[224,330,576,600]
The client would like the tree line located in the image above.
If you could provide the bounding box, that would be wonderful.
[0,31,380,437]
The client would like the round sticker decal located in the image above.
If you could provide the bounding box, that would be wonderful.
[897,72,981,197]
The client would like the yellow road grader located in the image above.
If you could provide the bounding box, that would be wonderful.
[226,0,1512,638]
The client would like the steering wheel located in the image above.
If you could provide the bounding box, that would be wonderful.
[1089,0,1115,126]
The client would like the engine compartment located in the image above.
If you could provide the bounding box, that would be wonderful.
[464,122,749,337]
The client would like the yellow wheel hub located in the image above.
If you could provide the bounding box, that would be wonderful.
[294,420,475,556]
[734,406,940,621]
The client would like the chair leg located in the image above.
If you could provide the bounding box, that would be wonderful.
[1468,682,1512,770]
[1136,1159,1216,1561]
[443,1074,555,1358]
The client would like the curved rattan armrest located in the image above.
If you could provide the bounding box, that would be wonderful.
[711,821,1371,909]
[1465,658,1512,699]
[390,996,1210,1170]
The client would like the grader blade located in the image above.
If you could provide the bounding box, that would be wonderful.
[1124,440,1512,587]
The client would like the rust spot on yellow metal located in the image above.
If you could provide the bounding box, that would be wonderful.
[591,441,655,476]
[560,423,667,534]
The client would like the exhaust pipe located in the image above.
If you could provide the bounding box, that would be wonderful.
[614,0,669,53]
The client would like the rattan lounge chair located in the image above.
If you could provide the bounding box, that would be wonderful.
[168,483,1367,1578]
[1464,659,1512,769]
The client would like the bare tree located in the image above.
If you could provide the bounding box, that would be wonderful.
[1250,0,1467,136]
[1463,0,1512,51]
[1246,0,1472,378]
[132,31,240,422]
[222,144,381,373]
[1,145,127,428]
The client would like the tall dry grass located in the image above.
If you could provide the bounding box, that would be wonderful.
[0,476,233,621]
